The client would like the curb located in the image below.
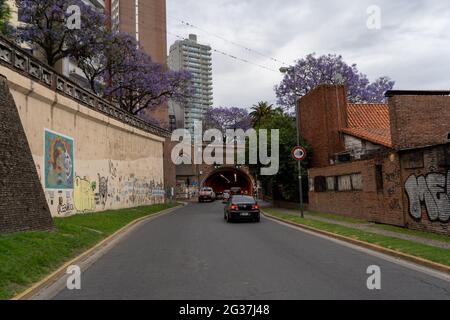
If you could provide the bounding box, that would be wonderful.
[261,210,450,275]
[11,203,186,300]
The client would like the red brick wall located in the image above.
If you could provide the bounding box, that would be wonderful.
[389,95,450,150]
[308,153,405,227]
[298,85,348,168]
[401,146,450,235]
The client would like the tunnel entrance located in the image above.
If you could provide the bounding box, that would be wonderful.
[203,168,254,195]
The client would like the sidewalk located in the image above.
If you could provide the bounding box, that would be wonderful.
[265,208,450,250]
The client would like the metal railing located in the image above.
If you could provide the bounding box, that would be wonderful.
[0,36,171,138]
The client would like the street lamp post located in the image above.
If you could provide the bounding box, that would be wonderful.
[280,66,304,218]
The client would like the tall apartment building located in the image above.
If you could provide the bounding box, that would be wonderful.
[107,0,167,65]
[168,34,213,133]
[106,0,169,127]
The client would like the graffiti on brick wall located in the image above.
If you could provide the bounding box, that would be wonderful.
[405,172,450,223]
[44,130,74,189]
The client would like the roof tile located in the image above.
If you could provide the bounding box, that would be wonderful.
[342,103,392,147]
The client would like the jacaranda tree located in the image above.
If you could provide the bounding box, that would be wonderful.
[16,0,192,126]
[16,0,105,67]
[0,0,12,36]
[275,53,395,110]
[203,107,252,133]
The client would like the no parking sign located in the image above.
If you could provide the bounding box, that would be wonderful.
[291,146,307,161]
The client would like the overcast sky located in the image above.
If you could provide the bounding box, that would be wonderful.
[167,0,450,109]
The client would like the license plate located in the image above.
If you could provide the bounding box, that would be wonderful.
[241,212,250,217]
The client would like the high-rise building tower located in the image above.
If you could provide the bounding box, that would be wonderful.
[168,34,213,134]
[108,0,167,65]
[107,0,169,127]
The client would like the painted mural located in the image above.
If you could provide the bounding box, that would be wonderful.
[405,171,450,223]
[74,176,96,213]
[41,131,165,217]
[44,130,74,190]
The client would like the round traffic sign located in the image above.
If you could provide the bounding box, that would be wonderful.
[292,146,307,161]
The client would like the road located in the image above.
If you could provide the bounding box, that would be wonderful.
[55,201,450,300]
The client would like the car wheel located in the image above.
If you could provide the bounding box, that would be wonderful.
[255,216,261,223]
[227,214,233,223]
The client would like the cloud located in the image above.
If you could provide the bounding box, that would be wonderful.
[167,0,450,108]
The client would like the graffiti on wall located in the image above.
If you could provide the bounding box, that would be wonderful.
[98,174,109,207]
[44,130,74,189]
[405,171,450,223]
[72,173,164,214]
[74,176,96,213]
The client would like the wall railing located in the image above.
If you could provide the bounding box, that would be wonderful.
[0,35,171,138]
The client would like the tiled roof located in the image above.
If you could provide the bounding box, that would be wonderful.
[341,103,392,147]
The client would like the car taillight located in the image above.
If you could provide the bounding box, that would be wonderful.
[230,204,238,211]
[252,204,259,210]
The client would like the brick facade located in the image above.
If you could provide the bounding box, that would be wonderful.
[400,146,450,234]
[389,95,450,150]
[303,86,450,235]
[308,152,404,227]
[298,85,348,168]
[0,77,53,233]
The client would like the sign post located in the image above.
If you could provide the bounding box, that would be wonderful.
[292,146,307,218]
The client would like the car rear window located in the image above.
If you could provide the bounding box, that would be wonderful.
[231,196,255,204]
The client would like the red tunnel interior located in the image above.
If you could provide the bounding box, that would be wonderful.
[203,169,253,195]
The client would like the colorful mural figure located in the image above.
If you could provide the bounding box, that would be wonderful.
[44,130,74,189]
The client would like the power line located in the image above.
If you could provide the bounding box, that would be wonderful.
[167,31,279,73]
[178,20,290,67]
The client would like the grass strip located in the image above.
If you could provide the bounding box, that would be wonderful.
[0,203,178,300]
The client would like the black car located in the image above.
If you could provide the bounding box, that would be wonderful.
[224,195,260,223]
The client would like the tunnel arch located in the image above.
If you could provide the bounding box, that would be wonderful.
[202,167,254,195]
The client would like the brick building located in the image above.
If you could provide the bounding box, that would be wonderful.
[300,85,450,235]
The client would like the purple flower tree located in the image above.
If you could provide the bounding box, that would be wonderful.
[275,53,395,110]
[102,36,192,116]
[16,0,193,126]
[15,0,105,67]
[203,107,252,133]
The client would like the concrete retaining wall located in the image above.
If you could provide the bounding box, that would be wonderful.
[1,65,167,217]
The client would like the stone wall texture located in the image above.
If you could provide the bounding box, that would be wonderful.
[0,77,53,233]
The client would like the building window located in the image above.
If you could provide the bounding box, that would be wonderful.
[338,175,352,191]
[402,152,424,169]
[314,176,327,193]
[375,165,383,192]
[309,178,314,192]
[326,176,336,191]
[351,173,363,191]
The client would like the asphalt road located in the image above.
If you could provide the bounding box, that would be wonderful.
[55,201,450,300]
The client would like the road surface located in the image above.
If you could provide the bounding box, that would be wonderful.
[55,201,450,300]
